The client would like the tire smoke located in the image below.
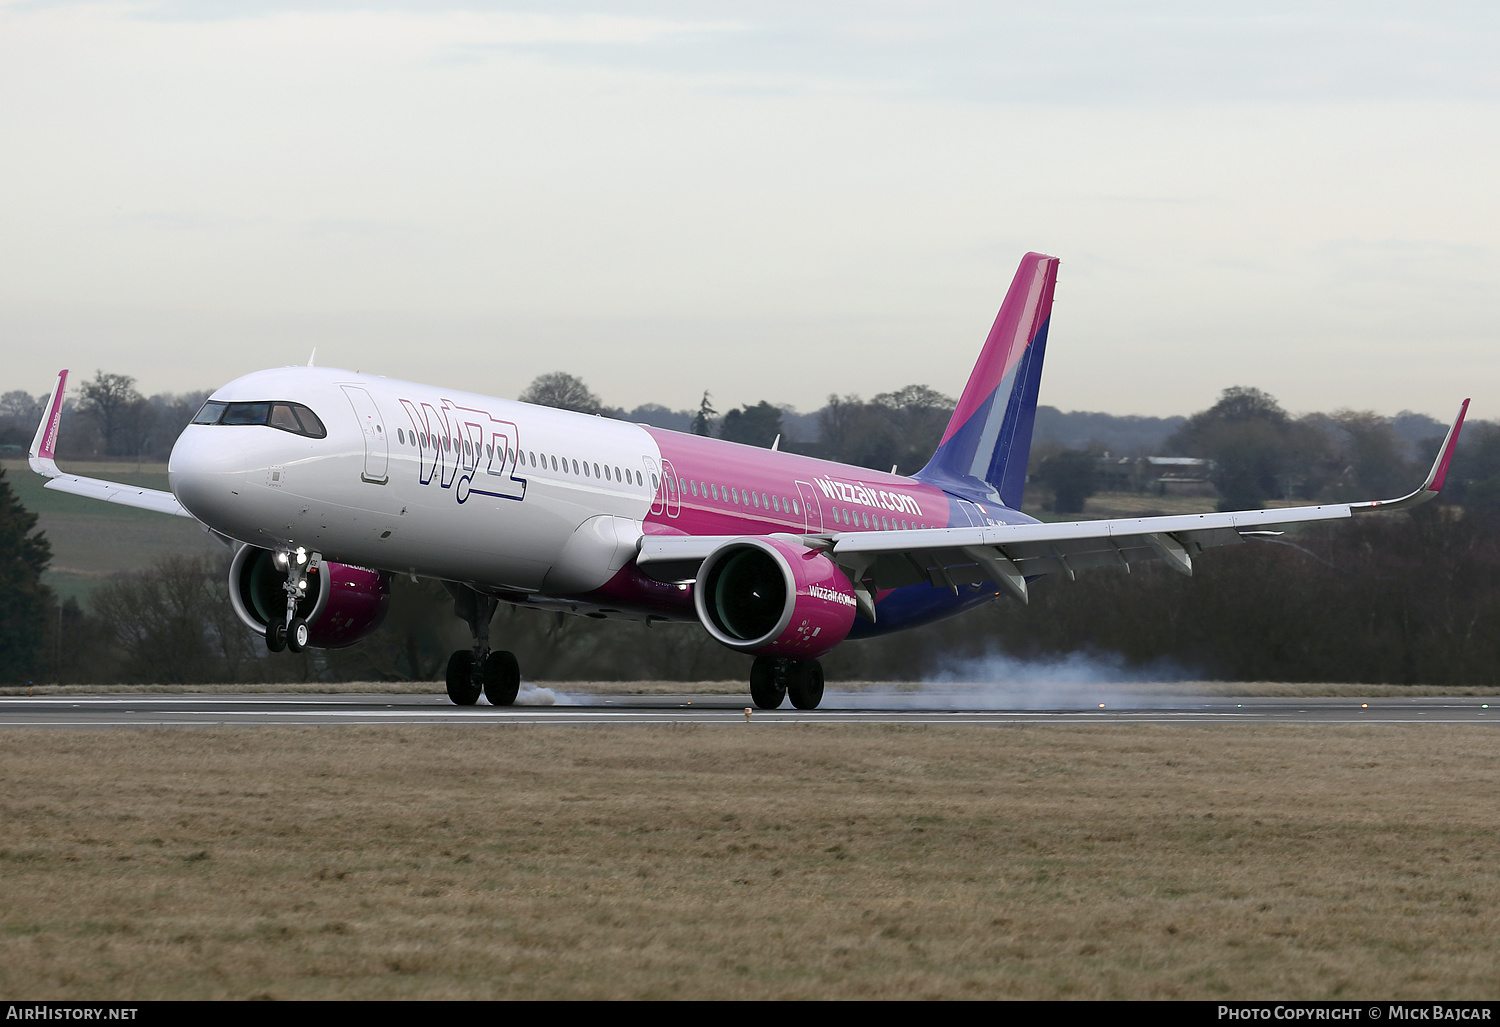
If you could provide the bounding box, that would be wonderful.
[826,649,1198,709]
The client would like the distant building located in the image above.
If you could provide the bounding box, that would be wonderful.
[1095,454,1216,497]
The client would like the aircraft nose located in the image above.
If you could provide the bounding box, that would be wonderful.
[169,425,249,525]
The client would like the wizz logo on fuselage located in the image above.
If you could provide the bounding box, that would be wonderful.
[398,397,527,504]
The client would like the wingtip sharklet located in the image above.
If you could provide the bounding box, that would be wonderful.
[28,369,68,477]
[1422,397,1469,494]
[1352,397,1469,513]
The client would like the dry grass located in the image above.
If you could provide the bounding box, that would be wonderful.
[0,725,1497,999]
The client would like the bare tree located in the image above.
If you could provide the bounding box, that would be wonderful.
[0,391,48,448]
[77,371,147,457]
[90,554,258,683]
[519,372,603,415]
[0,390,43,424]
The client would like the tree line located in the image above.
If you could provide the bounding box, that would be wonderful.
[0,374,211,464]
[3,369,1498,686]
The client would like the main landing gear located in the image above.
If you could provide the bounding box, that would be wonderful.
[264,547,315,654]
[444,584,521,707]
[750,656,825,710]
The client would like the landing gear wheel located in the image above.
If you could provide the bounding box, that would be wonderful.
[482,650,521,707]
[750,656,786,710]
[445,650,481,706]
[264,620,287,653]
[287,618,310,653]
[787,660,824,710]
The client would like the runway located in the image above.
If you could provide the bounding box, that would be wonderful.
[1,692,1495,727]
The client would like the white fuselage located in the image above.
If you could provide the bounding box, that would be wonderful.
[170,367,661,595]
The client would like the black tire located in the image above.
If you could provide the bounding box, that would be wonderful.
[445,650,481,706]
[264,620,287,653]
[482,650,521,707]
[787,660,825,710]
[287,617,309,653]
[749,656,786,710]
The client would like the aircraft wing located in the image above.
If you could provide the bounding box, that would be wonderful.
[637,399,1469,606]
[28,370,194,519]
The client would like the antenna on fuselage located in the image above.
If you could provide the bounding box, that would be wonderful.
[771,434,780,452]
[307,348,317,367]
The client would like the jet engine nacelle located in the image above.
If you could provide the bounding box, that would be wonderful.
[693,537,857,659]
[228,545,390,649]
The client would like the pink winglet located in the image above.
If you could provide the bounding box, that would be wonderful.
[30,369,68,464]
[1425,397,1469,493]
[1352,398,1470,513]
[41,370,67,459]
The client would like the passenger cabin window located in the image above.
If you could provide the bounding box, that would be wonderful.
[191,400,327,439]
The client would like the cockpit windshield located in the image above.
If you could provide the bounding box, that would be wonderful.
[192,401,327,439]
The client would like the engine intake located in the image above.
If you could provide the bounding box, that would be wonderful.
[229,545,390,649]
[694,537,857,658]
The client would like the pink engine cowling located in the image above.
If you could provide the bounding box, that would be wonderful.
[228,545,390,649]
[693,537,857,659]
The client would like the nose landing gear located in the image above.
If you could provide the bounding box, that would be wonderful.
[444,584,522,706]
[264,547,317,654]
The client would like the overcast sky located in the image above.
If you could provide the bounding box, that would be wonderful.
[1,1,1496,421]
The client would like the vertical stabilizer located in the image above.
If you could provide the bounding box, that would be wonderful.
[915,252,1058,507]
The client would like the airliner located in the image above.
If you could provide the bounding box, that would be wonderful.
[29,253,1468,709]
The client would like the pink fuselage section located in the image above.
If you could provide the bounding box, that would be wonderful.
[580,428,1034,637]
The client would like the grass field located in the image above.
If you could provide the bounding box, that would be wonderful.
[2,459,224,604]
[0,724,1496,999]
